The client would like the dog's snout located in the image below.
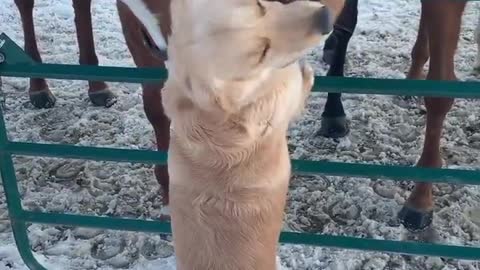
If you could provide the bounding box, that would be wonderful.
[315,6,333,35]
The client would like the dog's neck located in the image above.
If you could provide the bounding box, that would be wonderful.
[167,87,279,168]
[162,55,306,168]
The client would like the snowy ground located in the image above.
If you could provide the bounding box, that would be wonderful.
[1,0,480,269]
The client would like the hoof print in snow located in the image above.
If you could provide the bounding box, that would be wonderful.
[91,237,126,261]
[140,238,174,260]
[49,161,85,181]
[326,200,361,225]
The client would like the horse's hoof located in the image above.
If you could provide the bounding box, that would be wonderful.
[88,89,117,108]
[29,89,56,109]
[397,205,433,233]
[316,115,350,138]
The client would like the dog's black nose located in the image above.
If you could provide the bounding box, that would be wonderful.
[315,6,334,35]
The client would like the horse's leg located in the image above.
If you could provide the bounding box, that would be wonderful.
[117,1,170,207]
[406,3,429,80]
[398,0,466,232]
[72,0,117,107]
[401,2,430,105]
[14,0,56,108]
[474,14,480,70]
[317,0,358,138]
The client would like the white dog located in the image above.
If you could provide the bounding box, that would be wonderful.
[120,0,340,269]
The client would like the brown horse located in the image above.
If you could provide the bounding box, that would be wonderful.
[399,0,467,232]
[14,0,117,108]
[13,0,170,205]
[116,0,172,206]
[322,0,467,232]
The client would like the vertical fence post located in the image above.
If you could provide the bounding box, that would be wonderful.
[0,83,47,269]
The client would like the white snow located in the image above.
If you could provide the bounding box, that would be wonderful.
[1,0,480,269]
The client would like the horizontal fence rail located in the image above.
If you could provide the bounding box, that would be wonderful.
[12,210,480,261]
[5,62,480,98]
[2,28,480,270]
[2,33,480,98]
[1,141,480,185]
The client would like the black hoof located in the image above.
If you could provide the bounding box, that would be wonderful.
[88,89,117,108]
[398,205,433,233]
[317,116,350,138]
[29,90,56,109]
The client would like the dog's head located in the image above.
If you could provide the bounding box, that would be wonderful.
[158,0,338,155]
[160,0,337,117]
[171,0,333,80]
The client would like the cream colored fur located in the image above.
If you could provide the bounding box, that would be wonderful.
[130,0,336,269]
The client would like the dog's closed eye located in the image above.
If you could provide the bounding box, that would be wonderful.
[242,38,271,69]
[258,38,270,64]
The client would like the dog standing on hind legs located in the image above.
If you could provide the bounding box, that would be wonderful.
[14,0,117,108]
[118,0,338,268]
[163,1,336,268]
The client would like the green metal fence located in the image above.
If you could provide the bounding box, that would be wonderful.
[1,31,480,269]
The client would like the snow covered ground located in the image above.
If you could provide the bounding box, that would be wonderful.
[1,0,480,269]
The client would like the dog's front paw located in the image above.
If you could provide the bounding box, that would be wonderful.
[299,61,314,94]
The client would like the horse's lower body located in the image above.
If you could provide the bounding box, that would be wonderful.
[14,0,117,108]
[116,1,170,207]
[321,0,467,232]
